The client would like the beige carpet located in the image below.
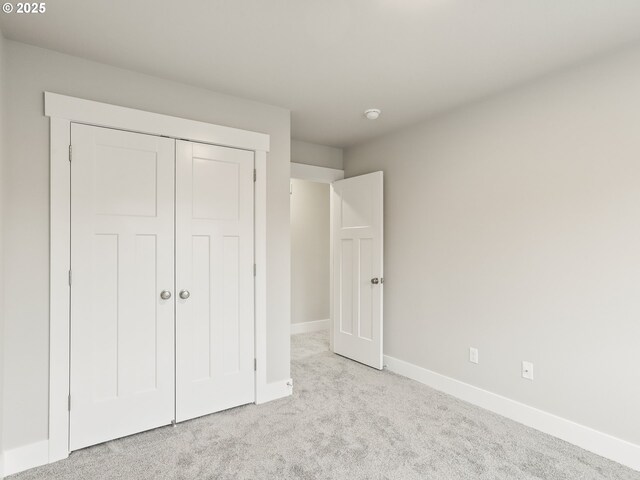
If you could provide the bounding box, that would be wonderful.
[9,331,639,479]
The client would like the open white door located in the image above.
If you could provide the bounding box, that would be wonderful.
[175,141,255,422]
[331,172,383,369]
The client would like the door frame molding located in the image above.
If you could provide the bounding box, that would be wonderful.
[46,92,270,464]
[290,162,344,183]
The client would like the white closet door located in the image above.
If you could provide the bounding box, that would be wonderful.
[175,141,255,422]
[331,172,384,369]
[70,124,175,450]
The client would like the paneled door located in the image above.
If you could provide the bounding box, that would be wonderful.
[175,141,255,422]
[70,124,176,450]
[331,172,384,369]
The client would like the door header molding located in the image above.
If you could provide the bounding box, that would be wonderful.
[290,162,344,184]
[44,92,270,153]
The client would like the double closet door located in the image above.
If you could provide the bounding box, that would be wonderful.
[69,124,255,451]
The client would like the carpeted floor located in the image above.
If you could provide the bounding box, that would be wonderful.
[10,331,639,479]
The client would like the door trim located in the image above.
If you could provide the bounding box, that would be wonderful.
[47,93,270,465]
[290,162,344,183]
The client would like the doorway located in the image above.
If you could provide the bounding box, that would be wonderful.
[289,163,344,354]
[289,162,385,370]
[290,178,331,333]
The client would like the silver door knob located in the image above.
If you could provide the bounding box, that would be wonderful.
[179,290,191,300]
[160,290,172,300]
[371,278,379,285]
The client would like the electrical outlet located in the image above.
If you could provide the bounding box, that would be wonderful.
[469,347,479,364]
[522,361,534,380]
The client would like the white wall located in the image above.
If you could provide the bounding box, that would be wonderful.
[1,40,291,451]
[290,179,330,324]
[344,44,640,446]
[291,139,343,170]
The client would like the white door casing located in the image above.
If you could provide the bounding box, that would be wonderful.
[175,141,256,422]
[331,172,384,369]
[70,124,176,450]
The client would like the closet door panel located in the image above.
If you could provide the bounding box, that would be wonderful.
[70,124,175,451]
[176,141,255,422]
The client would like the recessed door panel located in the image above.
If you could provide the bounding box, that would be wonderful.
[192,158,240,220]
[125,234,159,395]
[70,124,175,451]
[221,235,241,374]
[94,145,158,217]
[358,238,373,340]
[90,233,119,402]
[340,239,354,335]
[192,235,212,381]
[176,141,255,422]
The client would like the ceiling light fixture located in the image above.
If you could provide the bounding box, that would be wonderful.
[364,108,381,120]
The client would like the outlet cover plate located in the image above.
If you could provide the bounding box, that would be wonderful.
[522,361,534,380]
[469,347,479,364]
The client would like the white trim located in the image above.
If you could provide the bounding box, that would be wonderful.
[256,379,294,404]
[291,319,329,335]
[254,151,269,405]
[49,117,71,465]
[47,93,270,469]
[2,441,49,477]
[290,162,344,183]
[45,92,270,152]
[384,354,640,472]
[329,186,335,353]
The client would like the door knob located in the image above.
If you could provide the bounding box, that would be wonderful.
[160,290,172,300]
[179,290,191,300]
[371,278,379,285]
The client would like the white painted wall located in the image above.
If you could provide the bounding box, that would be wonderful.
[1,40,291,452]
[291,139,343,170]
[290,179,330,325]
[344,44,640,446]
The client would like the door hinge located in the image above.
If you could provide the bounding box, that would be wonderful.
[68,394,71,411]
[253,264,256,276]
[253,169,256,182]
[69,145,72,162]
[68,270,72,286]
[254,359,257,371]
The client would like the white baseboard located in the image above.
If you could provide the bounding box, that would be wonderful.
[384,355,640,472]
[2,440,49,477]
[256,378,293,404]
[291,319,329,335]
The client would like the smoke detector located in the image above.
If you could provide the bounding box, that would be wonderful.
[364,109,381,120]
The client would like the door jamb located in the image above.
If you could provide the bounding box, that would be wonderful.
[46,92,270,464]
[290,162,344,184]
